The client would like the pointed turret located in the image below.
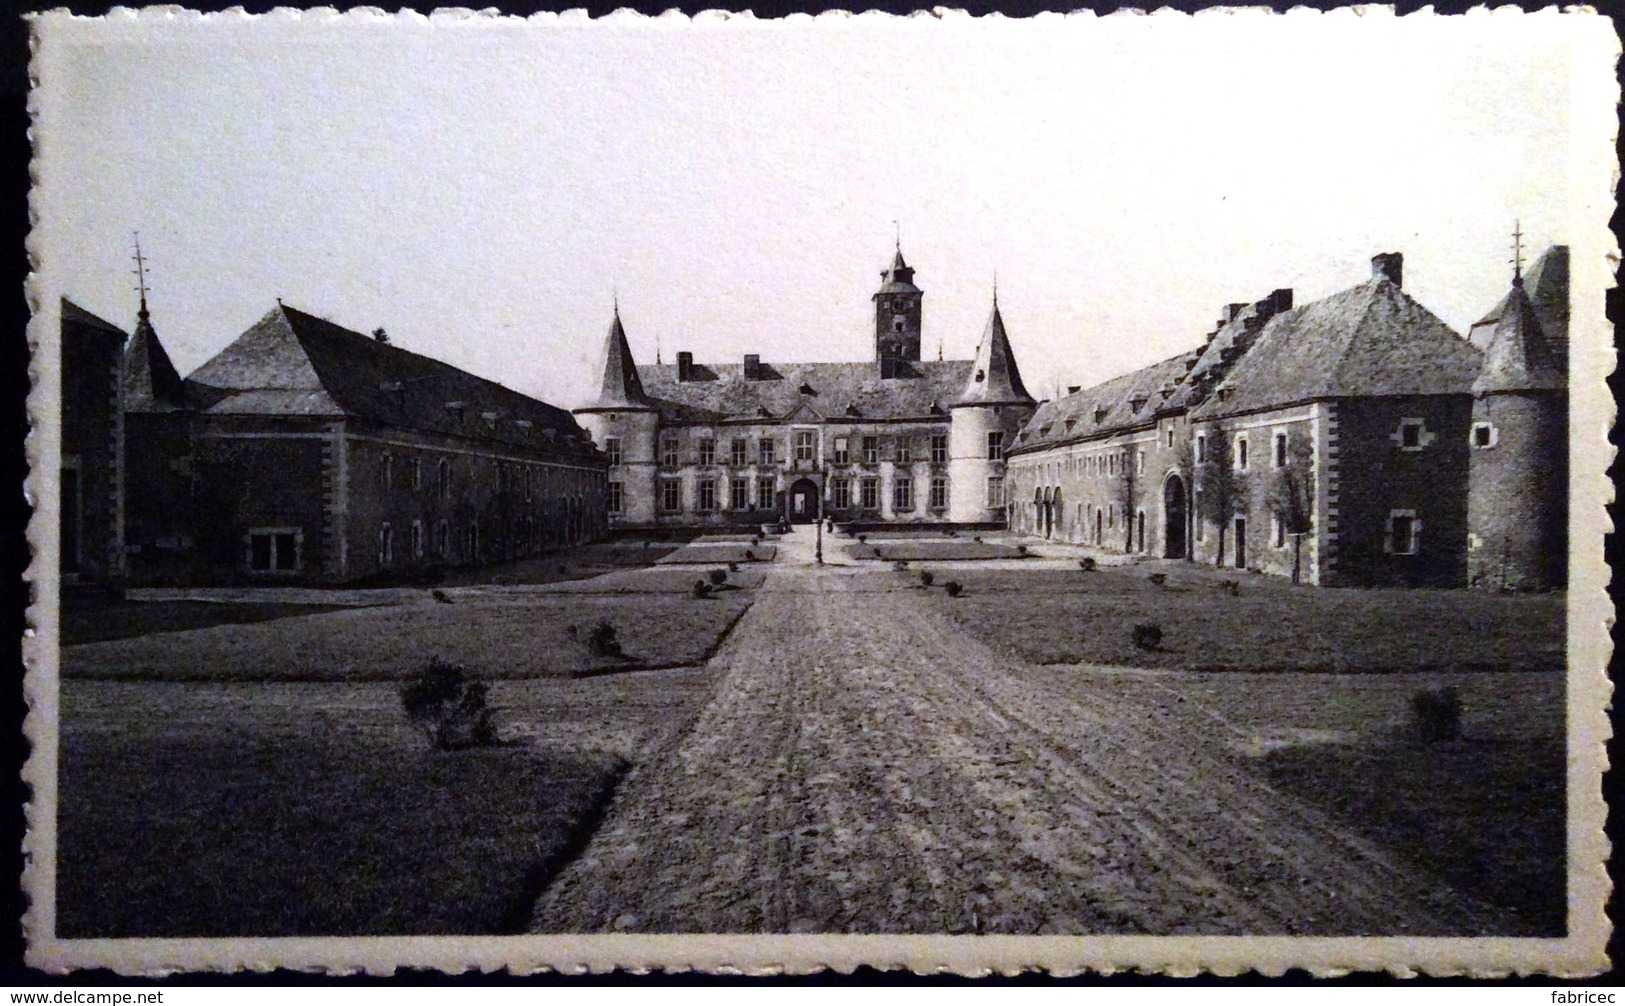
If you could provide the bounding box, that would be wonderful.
[873,242,924,371]
[122,308,186,412]
[586,308,654,411]
[954,298,1033,407]
[1473,277,1564,395]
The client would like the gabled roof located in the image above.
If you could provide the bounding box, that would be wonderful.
[1469,245,1568,369]
[122,312,187,413]
[185,304,592,452]
[953,301,1034,408]
[581,311,654,411]
[61,298,127,339]
[1473,278,1563,394]
[636,359,972,425]
[1191,278,1482,420]
[1012,352,1193,454]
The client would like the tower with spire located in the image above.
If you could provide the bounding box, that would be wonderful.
[947,290,1036,523]
[873,239,923,378]
[572,303,661,524]
[1467,224,1568,590]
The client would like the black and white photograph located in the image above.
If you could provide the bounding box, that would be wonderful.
[22,6,1615,977]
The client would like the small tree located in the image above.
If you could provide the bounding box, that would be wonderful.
[1116,446,1139,553]
[1195,422,1249,567]
[1265,431,1315,584]
[400,658,495,750]
[372,326,390,345]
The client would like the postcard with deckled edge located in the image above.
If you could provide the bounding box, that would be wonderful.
[21,4,1618,977]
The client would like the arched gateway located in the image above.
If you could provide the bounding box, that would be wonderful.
[788,478,820,524]
[1163,473,1189,559]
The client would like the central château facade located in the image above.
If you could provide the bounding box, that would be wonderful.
[575,247,1035,529]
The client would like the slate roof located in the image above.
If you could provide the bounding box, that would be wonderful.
[186,304,593,453]
[875,248,921,296]
[581,311,655,411]
[1012,352,1194,454]
[637,359,973,425]
[1469,246,1568,372]
[61,298,127,339]
[954,302,1035,408]
[122,310,187,413]
[1473,278,1564,394]
[1190,278,1483,420]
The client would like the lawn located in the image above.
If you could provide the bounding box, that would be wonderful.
[934,567,1564,673]
[55,671,715,937]
[436,542,680,586]
[656,543,779,564]
[64,592,754,681]
[61,599,358,646]
[848,541,1028,561]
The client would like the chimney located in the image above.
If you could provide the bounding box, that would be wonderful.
[1271,288,1293,313]
[743,353,760,380]
[676,351,693,382]
[1067,385,1081,395]
[1224,302,1249,324]
[1371,253,1403,287]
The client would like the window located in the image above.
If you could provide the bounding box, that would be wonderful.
[930,476,948,510]
[897,441,911,464]
[986,476,1005,508]
[661,437,680,468]
[698,478,717,511]
[1471,422,1497,449]
[894,476,914,512]
[660,479,681,513]
[381,452,393,490]
[1108,454,1116,476]
[436,519,449,558]
[832,478,851,509]
[1194,491,1204,541]
[759,438,776,466]
[411,520,425,559]
[1236,435,1249,470]
[378,523,393,566]
[730,477,749,510]
[860,478,880,510]
[1108,504,1116,529]
[409,456,422,490]
[862,436,879,464]
[1394,418,1428,451]
[834,437,850,464]
[524,467,534,502]
[758,478,775,510]
[438,459,452,500]
[931,434,948,464]
[986,431,1004,460]
[605,437,622,466]
[795,431,816,461]
[1195,434,1206,464]
[1273,515,1285,548]
[730,438,748,466]
[1136,450,1145,475]
[1386,509,1419,555]
[1274,431,1288,468]
[698,438,716,466]
[608,481,624,514]
[248,528,299,573]
[1166,428,1175,449]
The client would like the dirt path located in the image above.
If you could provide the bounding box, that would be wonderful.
[531,561,1509,936]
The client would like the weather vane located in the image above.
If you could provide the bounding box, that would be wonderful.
[1511,219,1525,282]
[131,232,150,319]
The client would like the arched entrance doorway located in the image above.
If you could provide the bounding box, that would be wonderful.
[788,478,819,524]
[1163,473,1188,559]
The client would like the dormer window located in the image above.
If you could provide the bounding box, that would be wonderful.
[1129,395,1147,414]
[1093,406,1108,424]
[975,370,985,383]
[1064,419,1076,432]
[799,383,816,395]
[846,404,861,417]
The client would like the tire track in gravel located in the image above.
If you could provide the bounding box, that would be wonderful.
[532,565,1513,935]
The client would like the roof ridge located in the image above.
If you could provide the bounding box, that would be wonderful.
[1325,280,1383,397]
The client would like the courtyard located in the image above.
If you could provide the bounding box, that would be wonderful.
[57,526,1566,938]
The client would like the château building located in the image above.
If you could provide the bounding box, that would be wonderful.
[575,247,1035,530]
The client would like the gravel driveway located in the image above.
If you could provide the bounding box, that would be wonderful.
[531,562,1510,936]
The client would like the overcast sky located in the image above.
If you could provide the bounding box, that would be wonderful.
[37,8,1580,407]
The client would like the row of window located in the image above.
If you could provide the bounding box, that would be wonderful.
[608,432,1008,468]
[619,475,1008,514]
[378,451,595,501]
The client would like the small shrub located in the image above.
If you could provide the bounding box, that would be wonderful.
[400,658,496,751]
[919,570,935,586]
[1412,686,1463,743]
[893,560,909,571]
[558,564,569,575]
[858,534,868,543]
[1220,579,1240,597]
[1147,572,1167,587]
[708,568,728,586]
[1079,557,1097,572]
[432,589,454,604]
[1132,623,1164,650]
[728,561,739,572]
[944,581,963,597]
[587,620,621,658]
[744,548,756,561]
[692,579,712,598]
[1016,544,1028,555]
[973,535,983,543]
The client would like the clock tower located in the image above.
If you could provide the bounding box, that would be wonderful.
[873,243,922,377]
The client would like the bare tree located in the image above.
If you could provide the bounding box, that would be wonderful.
[1115,445,1138,553]
[1265,431,1315,583]
[1195,423,1248,566]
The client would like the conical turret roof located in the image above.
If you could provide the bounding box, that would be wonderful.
[583,310,654,410]
[122,306,187,412]
[954,299,1033,407]
[874,245,920,297]
[1473,278,1564,394]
